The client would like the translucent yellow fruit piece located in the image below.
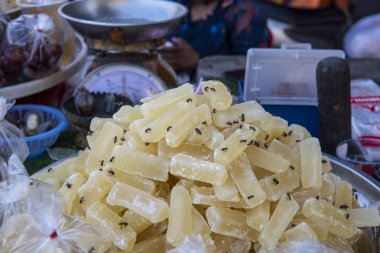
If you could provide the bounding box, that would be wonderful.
[186,123,212,145]
[192,207,211,236]
[111,145,169,182]
[228,153,266,208]
[258,193,299,248]
[334,181,352,209]
[141,83,196,119]
[100,165,156,194]
[204,126,225,150]
[228,239,252,253]
[196,94,212,109]
[113,105,143,124]
[158,140,213,161]
[32,157,71,183]
[246,201,270,232]
[348,208,380,227]
[129,118,155,134]
[300,137,322,189]
[259,169,300,201]
[213,176,240,202]
[166,104,212,148]
[107,182,170,223]
[124,132,157,155]
[291,218,328,241]
[167,186,193,246]
[322,156,332,173]
[212,233,235,253]
[140,101,195,143]
[176,179,195,193]
[268,139,301,175]
[302,198,359,239]
[78,170,113,209]
[136,220,168,242]
[170,153,228,186]
[261,116,288,140]
[201,80,232,110]
[86,201,136,251]
[214,124,259,167]
[87,117,121,149]
[132,234,166,253]
[86,121,125,174]
[283,222,317,242]
[206,206,259,242]
[252,165,274,181]
[289,124,311,140]
[212,101,266,128]
[246,145,290,174]
[320,173,335,201]
[122,210,152,234]
[58,172,84,214]
[191,186,248,208]
[67,149,90,175]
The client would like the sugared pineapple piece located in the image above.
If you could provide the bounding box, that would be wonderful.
[139,101,195,143]
[166,104,212,148]
[58,172,84,214]
[300,137,322,189]
[283,222,317,241]
[302,198,359,239]
[261,116,288,140]
[214,124,259,167]
[268,139,301,175]
[100,165,156,194]
[111,145,169,182]
[132,235,166,253]
[167,186,193,246]
[334,181,352,209]
[86,201,136,251]
[107,182,170,223]
[140,83,196,119]
[85,121,125,174]
[201,80,232,110]
[129,118,154,134]
[320,173,335,201]
[245,200,270,232]
[191,186,248,208]
[259,169,299,201]
[258,193,299,248]
[113,105,143,124]
[212,101,266,128]
[228,153,266,208]
[186,123,211,145]
[205,126,225,150]
[213,176,240,202]
[206,206,259,242]
[158,140,213,161]
[245,145,290,174]
[348,208,380,227]
[122,210,152,234]
[77,170,113,209]
[170,153,228,186]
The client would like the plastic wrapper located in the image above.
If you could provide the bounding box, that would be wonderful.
[1,183,117,253]
[1,13,63,84]
[0,97,29,161]
[0,154,30,227]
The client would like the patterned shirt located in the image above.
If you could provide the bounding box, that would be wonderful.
[170,0,270,58]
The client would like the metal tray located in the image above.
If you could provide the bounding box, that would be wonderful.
[58,0,188,43]
[0,34,88,99]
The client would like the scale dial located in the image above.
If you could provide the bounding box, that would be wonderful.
[80,63,167,104]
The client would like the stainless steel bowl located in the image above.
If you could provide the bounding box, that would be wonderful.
[58,0,188,44]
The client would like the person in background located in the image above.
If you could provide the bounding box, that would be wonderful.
[159,0,270,74]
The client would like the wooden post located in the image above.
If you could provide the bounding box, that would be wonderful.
[316,57,351,155]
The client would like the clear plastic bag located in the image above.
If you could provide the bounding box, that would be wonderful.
[0,154,30,227]
[1,13,63,82]
[1,184,117,253]
[0,97,29,161]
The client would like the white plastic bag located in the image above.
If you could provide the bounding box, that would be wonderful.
[1,184,116,253]
[0,97,29,161]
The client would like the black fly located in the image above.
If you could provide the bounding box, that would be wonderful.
[79,197,85,204]
[204,86,209,92]
[187,98,192,103]
[167,126,172,132]
[107,170,115,177]
[247,195,254,200]
[281,132,288,137]
[340,204,349,210]
[47,168,53,173]
[145,128,152,133]
[202,121,208,126]
[286,193,291,201]
[221,147,228,152]
[272,177,279,185]
[109,156,115,163]
[210,87,216,92]
[239,113,245,122]
[88,246,96,253]
[226,121,233,126]
[195,128,202,135]
[99,160,104,166]
[119,222,129,229]
[249,126,256,131]
[240,139,247,144]
[345,213,350,219]
[145,142,150,146]
[113,136,117,144]
[289,165,295,170]
[66,183,72,189]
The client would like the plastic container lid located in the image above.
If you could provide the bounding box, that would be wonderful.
[244,43,345,106]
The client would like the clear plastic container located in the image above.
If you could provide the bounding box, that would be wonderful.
[244,43,345,106]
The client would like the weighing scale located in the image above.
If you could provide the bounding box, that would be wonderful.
[58,0,187,146]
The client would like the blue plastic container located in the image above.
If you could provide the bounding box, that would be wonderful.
[9,105,68,159]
